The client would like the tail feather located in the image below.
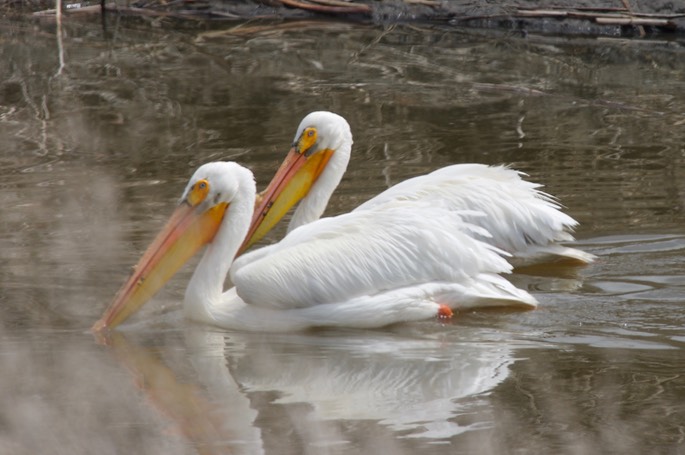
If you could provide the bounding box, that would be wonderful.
[510,245,596,268]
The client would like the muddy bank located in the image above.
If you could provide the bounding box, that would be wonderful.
[12,0,685,37]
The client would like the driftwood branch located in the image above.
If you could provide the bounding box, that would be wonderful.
[278,0,370,15]
[515,8,680,29]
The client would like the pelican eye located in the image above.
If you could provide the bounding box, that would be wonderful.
[187,178,210,207]
[297,127,318,156]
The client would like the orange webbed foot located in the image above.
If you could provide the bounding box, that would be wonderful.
[437,304,453,321]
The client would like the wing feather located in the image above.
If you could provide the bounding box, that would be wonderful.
[231,203,512,310]
[355,164,582,258]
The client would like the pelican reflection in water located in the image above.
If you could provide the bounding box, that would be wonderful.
[103,326,519,453]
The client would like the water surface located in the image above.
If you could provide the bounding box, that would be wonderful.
[1,16,685,454]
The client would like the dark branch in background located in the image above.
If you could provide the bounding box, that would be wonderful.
[23,0,685,37]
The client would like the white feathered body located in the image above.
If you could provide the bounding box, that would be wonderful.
[234,205,505,307]
[224,201,536,331]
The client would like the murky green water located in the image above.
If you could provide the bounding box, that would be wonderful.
[2,15,685,455]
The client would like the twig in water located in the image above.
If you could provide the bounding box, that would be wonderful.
[55,0,65,76]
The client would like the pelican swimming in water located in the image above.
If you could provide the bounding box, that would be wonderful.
[93,161,538,332]
[93,111,592,331]
[243,111,594,266]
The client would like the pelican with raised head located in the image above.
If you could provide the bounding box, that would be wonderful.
[245,111,594,266]
[93,161,537,332]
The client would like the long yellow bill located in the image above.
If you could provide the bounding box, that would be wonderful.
[239,146,333,254]
[92,200,228,332]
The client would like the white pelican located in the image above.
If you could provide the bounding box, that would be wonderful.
[92,161,536,332]
[243,111,595,266]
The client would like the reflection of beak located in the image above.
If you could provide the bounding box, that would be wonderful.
[92,201,228,332]
[239,146,333,253]
[102,331,237,450]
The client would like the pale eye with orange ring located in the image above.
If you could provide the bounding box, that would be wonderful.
[297,127,318,156]
[187,179,210,207]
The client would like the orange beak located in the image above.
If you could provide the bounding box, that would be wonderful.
[239,145,333,254]
[92,201,228,332]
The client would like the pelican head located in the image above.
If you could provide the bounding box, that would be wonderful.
[92,162,255,331]
[240,111,353,253]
